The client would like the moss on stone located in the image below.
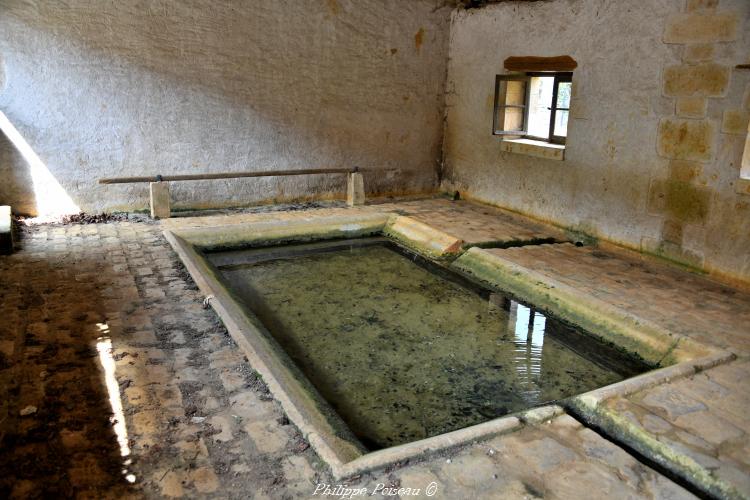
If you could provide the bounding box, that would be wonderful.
[568,396,743,500]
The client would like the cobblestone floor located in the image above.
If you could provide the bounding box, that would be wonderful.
[0,199,748,498]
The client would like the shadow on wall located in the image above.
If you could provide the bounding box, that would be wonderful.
[0,111,80,218]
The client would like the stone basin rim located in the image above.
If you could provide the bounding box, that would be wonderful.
[162,215,733,479]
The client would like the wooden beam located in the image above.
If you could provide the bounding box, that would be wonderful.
[98,168,390,185]
[504,55,578,72]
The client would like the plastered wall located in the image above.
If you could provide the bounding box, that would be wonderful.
[442,0,750,283]
[0,0,452,213]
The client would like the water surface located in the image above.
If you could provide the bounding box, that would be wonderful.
[211,240,646,449]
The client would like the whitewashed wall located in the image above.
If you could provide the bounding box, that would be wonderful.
[0,0,452,213]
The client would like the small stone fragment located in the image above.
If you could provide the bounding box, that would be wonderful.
[20,405,37,416]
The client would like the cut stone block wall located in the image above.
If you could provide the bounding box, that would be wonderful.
[650,0,749,278]
[442,0,750,284]
[0,0,452,214]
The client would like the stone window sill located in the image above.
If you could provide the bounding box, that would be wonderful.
[500,138,565,161]
[737,178,750,196]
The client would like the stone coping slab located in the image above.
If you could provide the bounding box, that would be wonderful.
[382,198,568,250]
[358,413,698,499]
[164,197,570,255]
[382,215,463,259]
[598,360,750,500]
[482,242,750,355]
[569,394,745,500]
[173,212,391,250]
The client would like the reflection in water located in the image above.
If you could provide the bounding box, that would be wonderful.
[510,303,546,405]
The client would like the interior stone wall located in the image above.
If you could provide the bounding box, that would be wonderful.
[0,0,452,214]
[442,0,750,283]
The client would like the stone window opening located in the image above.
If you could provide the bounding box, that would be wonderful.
[493,71,572,145]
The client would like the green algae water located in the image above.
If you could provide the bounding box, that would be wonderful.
[209,239,647,450]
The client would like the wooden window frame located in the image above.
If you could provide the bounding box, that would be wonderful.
[492,74,530,136]
[493,71,572,145]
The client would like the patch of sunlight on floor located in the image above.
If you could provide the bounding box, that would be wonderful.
[96,323,136,484]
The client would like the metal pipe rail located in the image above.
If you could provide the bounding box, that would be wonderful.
[98,167,385,184]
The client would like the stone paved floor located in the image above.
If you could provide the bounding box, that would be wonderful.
[483,243,750,355]
[162,198,566,248]
[355,414,695,500]
[602,360,750,497]
[470,240,750,498]
[382,198,567,247]
[0,219,333,498]
[0,199,748,498]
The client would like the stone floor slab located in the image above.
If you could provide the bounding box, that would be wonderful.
[483,242,750,355]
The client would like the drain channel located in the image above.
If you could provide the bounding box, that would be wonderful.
[564,406,718,500]
[464,237,566,250]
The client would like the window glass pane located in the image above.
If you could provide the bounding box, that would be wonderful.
[504,107,525,132]
[554,110,569,137]
[527,76,553,139]
[495,77,528,134]
[505,80,526,106]
[556,82,572,109]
